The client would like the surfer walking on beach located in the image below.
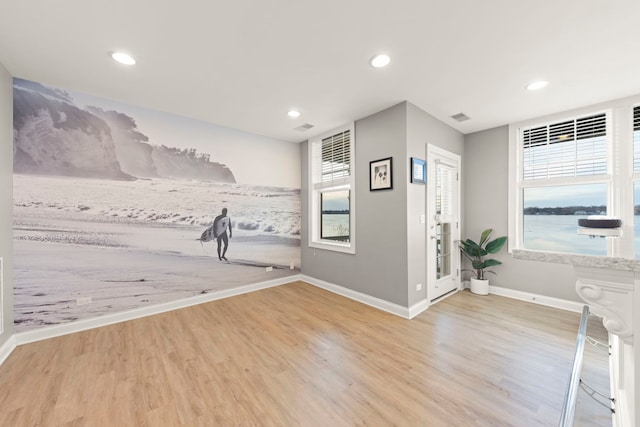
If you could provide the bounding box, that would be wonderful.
[213,207,232,261]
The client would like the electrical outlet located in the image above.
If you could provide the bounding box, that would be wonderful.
[416,283,422,291]
[266,266,273,272]
[77,296,92,306]
[290,262,295,270]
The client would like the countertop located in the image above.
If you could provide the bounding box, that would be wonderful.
[512,249,640,272]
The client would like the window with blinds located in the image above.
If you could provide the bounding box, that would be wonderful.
[634,106,640,173]
[312,130,351,188]
[309,123,355,252]
[511,100,640,258]
[634,105,640,259]
[522,113,607,180]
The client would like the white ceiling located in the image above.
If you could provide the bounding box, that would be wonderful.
[1,0,640,143]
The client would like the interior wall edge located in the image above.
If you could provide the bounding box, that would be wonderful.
[0,334,16,366]
[300,274,411,319]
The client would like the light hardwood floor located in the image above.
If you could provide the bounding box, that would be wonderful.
[0,281,611,426]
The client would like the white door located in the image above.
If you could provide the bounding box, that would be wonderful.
[427,145,461,302]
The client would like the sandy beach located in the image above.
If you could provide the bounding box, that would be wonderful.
[13,175,301,331]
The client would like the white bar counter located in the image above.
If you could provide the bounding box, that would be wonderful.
[513,249,638,427]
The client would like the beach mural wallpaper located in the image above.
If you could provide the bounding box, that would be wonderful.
[12,78,301,332]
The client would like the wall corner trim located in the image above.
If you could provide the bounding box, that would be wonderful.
[489,285,584,313]
[0,335,16,366]
[408,299,429,319]
[300,274,412,319]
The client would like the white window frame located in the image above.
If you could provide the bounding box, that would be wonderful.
[308,123,356,254]
[631,103,640,258]
[509,95,640,258]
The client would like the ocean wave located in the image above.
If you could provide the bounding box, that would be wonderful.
[237,221,260,231]
[15,233,123,248]
[14,175,301,237]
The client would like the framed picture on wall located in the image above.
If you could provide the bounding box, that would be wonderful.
[410,157,426,184]
[370,157,393,191]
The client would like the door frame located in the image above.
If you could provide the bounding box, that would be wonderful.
[426,144,461,302]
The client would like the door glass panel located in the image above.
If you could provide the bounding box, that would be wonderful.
[428,146,460,302]
[435,163,455,218]
[436,222,451,279]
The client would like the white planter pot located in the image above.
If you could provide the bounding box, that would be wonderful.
[470,278,489,295]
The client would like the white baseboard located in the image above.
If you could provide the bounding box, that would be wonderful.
[300,274,413,319]
[408,298,430,319]
[0,335,16,365]
[1,273,586,367]
[489,285,585,313]
[300,276,584,320]
[14,275,301,346]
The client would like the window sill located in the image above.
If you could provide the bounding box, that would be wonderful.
[512,248,640,271]
[309,240,355,254]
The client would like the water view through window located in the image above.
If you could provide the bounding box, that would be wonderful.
[523,183,640,257]
[321,190,350,242]
[523,184,608,255]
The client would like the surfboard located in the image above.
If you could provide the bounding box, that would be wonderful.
[199,224,215,242]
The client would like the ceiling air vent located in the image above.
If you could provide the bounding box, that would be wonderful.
[294,123,315,132]
[450,113,470,122]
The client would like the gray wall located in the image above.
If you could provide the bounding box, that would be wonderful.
[301,101,464,308]
[406,103,464,306]
[464,126,579,301]
[0,62,13,345]
[302,103,409,306]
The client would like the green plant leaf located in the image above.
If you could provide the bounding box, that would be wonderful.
[461,229,506,278]
[485,236,507,254]
[471,260,485,270]
[483,259,502,268]
[459,239,486,257]
[464,238,479,247]
[479,229,493,246]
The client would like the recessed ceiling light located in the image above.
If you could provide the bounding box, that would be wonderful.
[526,80,549,91]
[288,110,301,118]
[111,52,136,66]
[370,54,391,68]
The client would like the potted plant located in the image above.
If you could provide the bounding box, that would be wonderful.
[459,229,507,295]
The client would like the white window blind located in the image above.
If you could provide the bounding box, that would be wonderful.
[435,162,456,219]
[522,113,607,180]
[634,106,640,173]
[312,129,351,189]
